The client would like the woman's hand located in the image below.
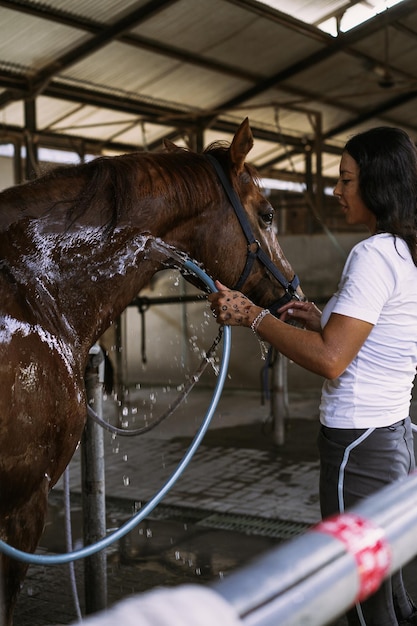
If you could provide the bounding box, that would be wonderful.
[278,300,322,332]
[208,280,260,327]
[209,282,373,379]
[208,280,322,332]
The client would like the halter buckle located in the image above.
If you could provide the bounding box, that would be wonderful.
[248,240,260,254]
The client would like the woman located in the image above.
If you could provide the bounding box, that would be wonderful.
[208,126,417,625]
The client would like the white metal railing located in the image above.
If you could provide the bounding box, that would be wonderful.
[214,470,417,625]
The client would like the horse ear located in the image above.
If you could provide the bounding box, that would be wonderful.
[163,139,182,153]
[229,118,254,174]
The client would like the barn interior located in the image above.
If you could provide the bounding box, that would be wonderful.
[1,1,417,625]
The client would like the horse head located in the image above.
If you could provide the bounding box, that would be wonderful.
[164,118,305,314]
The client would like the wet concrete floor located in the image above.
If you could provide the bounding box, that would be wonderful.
[12,385,417,626]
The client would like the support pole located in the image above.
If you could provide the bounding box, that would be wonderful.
[12,138,23,184]
[114,316,126,423]
[271,352,288,446]
[82,345,107,614]
[24,97,39,181]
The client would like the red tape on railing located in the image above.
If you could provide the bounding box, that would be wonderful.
[314,513,391,602]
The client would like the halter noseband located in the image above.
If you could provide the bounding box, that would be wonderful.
[206,154,301,316]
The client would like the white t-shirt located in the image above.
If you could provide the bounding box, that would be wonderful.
[319,233,417,428]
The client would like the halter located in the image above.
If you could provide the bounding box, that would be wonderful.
[206,154,301,316]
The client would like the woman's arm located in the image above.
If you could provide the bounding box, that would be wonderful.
[208,281,373,379]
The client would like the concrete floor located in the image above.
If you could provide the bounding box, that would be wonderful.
[13,382,417,626]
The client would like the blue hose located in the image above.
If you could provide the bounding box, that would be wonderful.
[0,260,231,564]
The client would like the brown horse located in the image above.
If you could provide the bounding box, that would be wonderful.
[0,118,304,624]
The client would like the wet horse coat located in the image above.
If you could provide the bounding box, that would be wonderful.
[0,118,303,623]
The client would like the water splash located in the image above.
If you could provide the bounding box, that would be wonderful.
[1,316,76,376]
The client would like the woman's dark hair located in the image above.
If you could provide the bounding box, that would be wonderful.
[345,126,417,266]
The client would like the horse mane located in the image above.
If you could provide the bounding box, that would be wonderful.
[19,143,235,233]
[1,139,259,233]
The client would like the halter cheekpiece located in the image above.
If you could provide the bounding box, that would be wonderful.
[206,154,300,316]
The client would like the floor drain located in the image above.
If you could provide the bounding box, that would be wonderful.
[108,498,310,540]
[196,513,309,539]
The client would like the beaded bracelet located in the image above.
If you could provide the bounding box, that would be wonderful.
[250,309,271,335]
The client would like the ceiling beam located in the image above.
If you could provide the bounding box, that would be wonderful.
[0,0,415,139]
[325,89,417,139]
[0,0,181,105]
[0,0,416,182]
[0,0,260,89]
[216,0,417,110]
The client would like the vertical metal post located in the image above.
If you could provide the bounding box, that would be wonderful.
[12,138,23,184]
[114,315,126,422]
[271,352,289,446]
[312,111,324,219]
[82,345,107,614]
[24,97,39,181]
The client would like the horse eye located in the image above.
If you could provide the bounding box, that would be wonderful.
[261,211,274,225]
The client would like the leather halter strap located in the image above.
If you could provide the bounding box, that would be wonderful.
[206,154,300,316]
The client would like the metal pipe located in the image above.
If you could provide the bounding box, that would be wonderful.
[271,352,288,446]
[82,345,107,614]
[129,294,205,307]
[213,470,417,625]
[23,98,39,181]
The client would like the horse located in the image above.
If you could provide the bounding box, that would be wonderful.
[0,117,304,624]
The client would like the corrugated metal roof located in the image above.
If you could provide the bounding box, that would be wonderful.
[0,0,416,185]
